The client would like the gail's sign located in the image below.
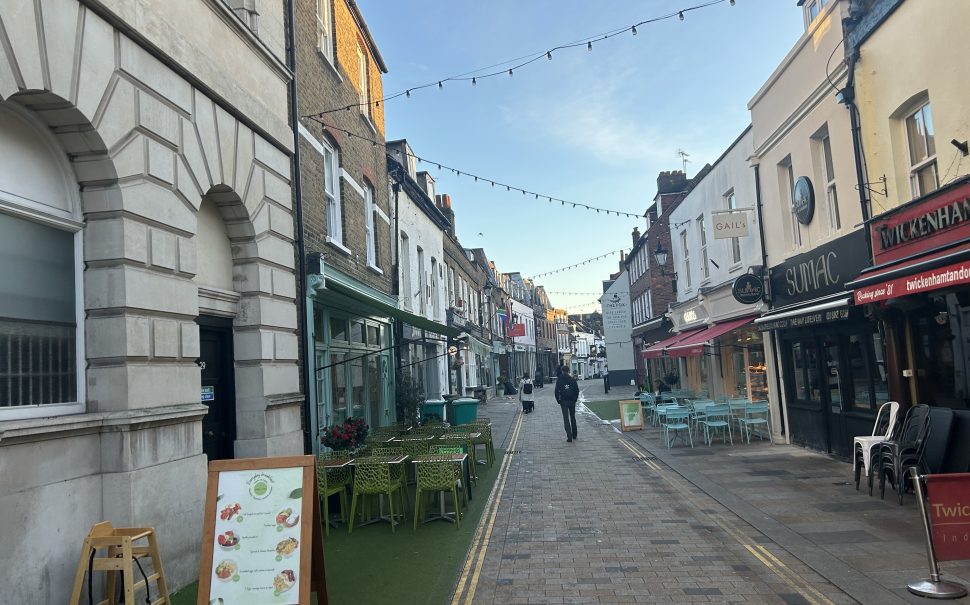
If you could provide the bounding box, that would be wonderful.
[711,210,750,239]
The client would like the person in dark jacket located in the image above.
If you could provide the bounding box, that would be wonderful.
[534,366,545,389]
[654,379,671,395]
[556,362,565,378]
[555,366,580,442]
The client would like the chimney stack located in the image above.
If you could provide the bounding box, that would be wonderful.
[436,194,456,237]
[631,226,641,246]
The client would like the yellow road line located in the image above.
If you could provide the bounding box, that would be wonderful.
[450,411,524,605]
[617,438,838,605]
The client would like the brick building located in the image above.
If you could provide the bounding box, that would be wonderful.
[295,0,399,446]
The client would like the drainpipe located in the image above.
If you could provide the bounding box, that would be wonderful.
[285,0,312,454]
[842,46,874,261]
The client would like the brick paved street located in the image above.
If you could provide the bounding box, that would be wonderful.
[451,381,970,605]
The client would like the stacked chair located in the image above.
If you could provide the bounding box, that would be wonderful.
[876,404,930,505]
[852,401,900,492]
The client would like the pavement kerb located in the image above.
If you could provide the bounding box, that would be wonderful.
[621,427,917,605]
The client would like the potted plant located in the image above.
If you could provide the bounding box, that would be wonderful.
[662,371,681,387]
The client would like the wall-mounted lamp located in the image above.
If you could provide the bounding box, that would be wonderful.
[951,139,969,157]
[653,243,677,279]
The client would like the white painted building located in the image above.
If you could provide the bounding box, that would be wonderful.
[509,298,535,379]
[602,272,636,386]
[0,1,298,600]
[572,331,595,379]
[388,140,451,399]
[662,127,769,401]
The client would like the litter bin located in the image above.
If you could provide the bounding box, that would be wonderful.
[451,397,480,426]
[421,399,446,423]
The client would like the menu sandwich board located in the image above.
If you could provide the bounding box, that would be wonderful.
[618,400,644,432]
[197,455,327,605]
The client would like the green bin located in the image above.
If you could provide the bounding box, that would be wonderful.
[421,399,446,423]
[451,397,480,426]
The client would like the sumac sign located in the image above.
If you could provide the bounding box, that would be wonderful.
[770,230,869,308]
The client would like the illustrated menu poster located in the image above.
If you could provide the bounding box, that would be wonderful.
[619,400,643,431]
[208,467,305,604]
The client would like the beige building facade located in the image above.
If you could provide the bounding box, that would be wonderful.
[0,1,300,600]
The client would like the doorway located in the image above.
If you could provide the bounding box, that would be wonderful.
[198,317,236,460]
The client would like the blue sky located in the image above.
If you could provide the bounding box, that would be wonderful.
[356,0,805,313]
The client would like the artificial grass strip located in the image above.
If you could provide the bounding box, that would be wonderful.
[583,400,623,421]
[171,449,505,605]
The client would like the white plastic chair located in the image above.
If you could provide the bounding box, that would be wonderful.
[853,401,900,493]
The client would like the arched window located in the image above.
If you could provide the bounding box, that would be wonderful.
[0,103,84,419]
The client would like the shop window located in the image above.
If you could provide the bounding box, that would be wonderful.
[367,324,380,347]
[351,320,365,345]
[789,339,821,404]
[330,352,347,421]
[905,102,939,199]
[0,212,79,413]
[329,316,347,342]
[351,357,365,416]
[914,292,970,408]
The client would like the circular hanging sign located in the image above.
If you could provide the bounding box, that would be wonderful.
[793,176,815,225]
[732,273,764,305]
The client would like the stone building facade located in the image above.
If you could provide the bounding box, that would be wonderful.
[0,0,299,600]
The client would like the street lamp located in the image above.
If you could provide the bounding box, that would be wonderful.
[653,243,677,278]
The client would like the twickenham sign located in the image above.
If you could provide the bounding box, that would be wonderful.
[870,179,970,265]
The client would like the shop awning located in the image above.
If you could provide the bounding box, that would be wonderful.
[666,315,757,357]
[324,278,463,338]
[642,328,703,359]
[848,247,970,305]
[754,293,853,331]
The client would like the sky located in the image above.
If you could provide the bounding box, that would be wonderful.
[355,0,806,314]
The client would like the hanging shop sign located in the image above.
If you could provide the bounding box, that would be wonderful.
[508,323,526,337]
[732,273,765,305]
[198,456,327,605]
[670,302,708,330]
[793,176,815,225]
[711,209,750,239]
[870,179,970,265]
[854,259,970,305]
[769,230,869,308]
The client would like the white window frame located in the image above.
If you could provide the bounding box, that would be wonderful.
[681,230,691,289]
[725,189,742,265]
[400,232,411,310]
[820,133,841,231]
[316,0,333,64]
[356,41,370,116]
[364,183,381,272]
[697,214,709,280]
[0,206,86,420]
[905,102,939,199]
[322,139,343,248]
[782,159,801,248]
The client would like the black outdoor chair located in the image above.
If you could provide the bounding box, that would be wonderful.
[876,404,930,505]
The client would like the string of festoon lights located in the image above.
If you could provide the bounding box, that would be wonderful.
[564,301,603,311]
[544,291,603,296]
[304,0,736,117]
[527,250,624,280]
[305,118,642,218]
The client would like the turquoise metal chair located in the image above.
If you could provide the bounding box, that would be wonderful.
[655,403,681,428]
[688,399,715,433]
[662,408,693,448]
[639,393,656,424]
[738,402,772,444]
[728,398,749,424]
[697,403,732,445]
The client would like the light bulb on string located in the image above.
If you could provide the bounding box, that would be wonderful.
[438,81,443,89]
[546,51,552,60]
[508,68,513,77]
[587,41,592,51]
[405,90,411,97]
[631,25,638,35]
[730,0,735,4]
[679,11,685,20]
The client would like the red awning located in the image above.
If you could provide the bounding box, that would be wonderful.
[666,316,757,357]
[642,329,704,359]
[854,258,970,304]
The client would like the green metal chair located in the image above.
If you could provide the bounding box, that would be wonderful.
[438,426,478,482]
[737,402,773,444]
[462,421,494,467]
[433,444,468,509]
[316,452,352,536]
[413,456,462,530]
[348,457,408,533]
[662,408,693,448]
[697,403,732,446]
[371,446,407,490]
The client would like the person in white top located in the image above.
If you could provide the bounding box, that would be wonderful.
[519,372,535,414]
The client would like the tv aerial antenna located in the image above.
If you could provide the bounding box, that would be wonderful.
[677,149,690,174]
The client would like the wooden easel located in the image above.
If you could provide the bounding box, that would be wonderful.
[68,521,171,605]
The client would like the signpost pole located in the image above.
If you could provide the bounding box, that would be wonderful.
[907,468,968,599]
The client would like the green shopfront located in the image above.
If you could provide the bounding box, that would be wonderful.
[307,266,461,454]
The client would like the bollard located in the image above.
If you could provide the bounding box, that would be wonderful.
[907,467,968,599]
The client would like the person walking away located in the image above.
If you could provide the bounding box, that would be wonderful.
[534,366,545,389]
[555,366,580,442]
[519,372,535,414]
[603,368,610,394]
[556,362,565,379]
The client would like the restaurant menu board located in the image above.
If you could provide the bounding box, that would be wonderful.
[618,400,644,432]
[198,456,327,605]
